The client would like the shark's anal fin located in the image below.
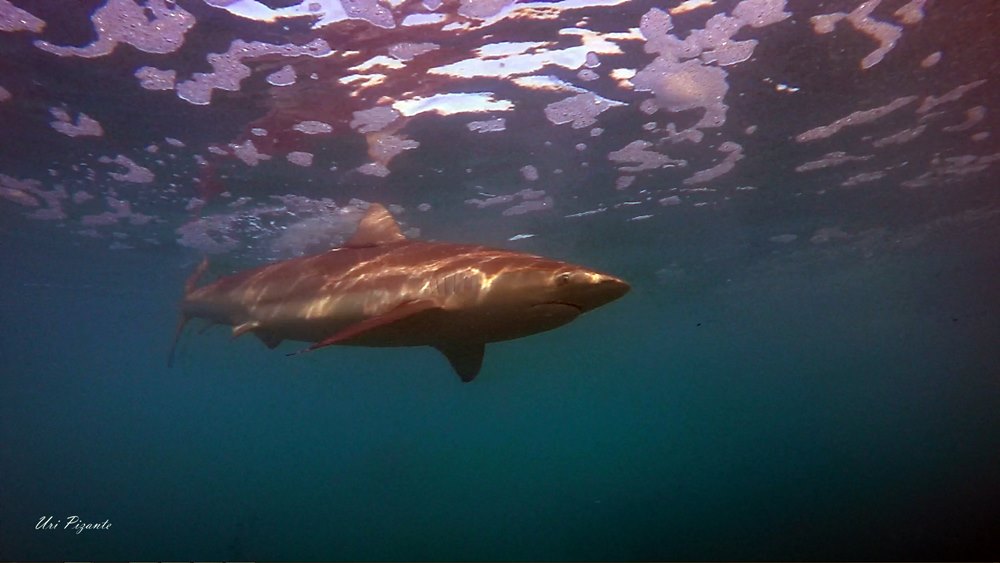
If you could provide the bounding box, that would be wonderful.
[292,299,443,355]
[255,331,283,349]
[434,342,486,382]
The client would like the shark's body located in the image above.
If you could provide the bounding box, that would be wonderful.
[171,204,629,381]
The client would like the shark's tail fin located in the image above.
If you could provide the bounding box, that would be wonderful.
[168,257,210,368]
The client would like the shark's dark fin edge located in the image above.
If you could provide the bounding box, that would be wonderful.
[345,203,406,248]
[167,313,188,368]
[434,342,485,382]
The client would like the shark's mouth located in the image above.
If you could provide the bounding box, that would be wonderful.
[539,301,583,313]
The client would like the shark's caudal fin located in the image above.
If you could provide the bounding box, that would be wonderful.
[344,203,407,248]
[167,257,210,368]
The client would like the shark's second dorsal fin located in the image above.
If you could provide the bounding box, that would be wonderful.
[345,203,406,248]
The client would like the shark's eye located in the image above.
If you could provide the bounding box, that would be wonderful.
[556,272,572,286]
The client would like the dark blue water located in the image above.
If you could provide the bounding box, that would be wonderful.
[2,217,998,561]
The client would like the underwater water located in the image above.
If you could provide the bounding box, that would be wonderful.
[1,0,999,560]
[3,210,999,560]
[0,215,1000,560]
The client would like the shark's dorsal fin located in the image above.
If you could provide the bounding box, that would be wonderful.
[345,203,406,248]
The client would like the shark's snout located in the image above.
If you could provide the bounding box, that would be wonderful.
[558,271,630,312]
[599,274,631,300]
[592,273,630,306]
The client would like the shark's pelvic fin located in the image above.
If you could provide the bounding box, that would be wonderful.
[345,203,407,248]
[434,342,486,382]
[232,321,261,338]
[234,321,282,348]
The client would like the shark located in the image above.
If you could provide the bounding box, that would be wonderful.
[169,203,629,381]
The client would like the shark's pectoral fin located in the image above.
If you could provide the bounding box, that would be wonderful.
[296,299,443,355]
[434,342,485,382]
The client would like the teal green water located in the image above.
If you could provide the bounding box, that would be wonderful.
[2,221,998,560]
